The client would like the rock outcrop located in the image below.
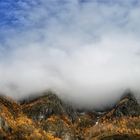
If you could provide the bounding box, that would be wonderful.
[88,92,140,140]
[21,92,78,122]
[99,92,140,122]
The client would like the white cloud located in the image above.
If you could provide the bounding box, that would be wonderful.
[0,0,140,108]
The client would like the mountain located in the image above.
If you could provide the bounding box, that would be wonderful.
[0,91,139,140]
[89,91,140,140]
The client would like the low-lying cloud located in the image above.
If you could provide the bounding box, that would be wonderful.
[0,0,140,108]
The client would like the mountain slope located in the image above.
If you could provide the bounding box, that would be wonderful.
[0,91,139,140]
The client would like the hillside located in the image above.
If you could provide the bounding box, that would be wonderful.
[0,91,139,140]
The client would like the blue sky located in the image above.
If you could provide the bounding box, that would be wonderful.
[0,0,139,28]
[0,0,140,107]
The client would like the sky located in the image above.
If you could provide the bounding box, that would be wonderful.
[0,0,140,108]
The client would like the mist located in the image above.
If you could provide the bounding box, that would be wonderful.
[0,0,140,108]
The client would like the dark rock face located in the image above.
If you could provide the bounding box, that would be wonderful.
[22,91,78,121]
[99,92,140,122]
[113,93,140,117]
[21,92,78,139]
[22,92,65,120]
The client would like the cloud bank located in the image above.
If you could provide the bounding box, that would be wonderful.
[0,0,140,108]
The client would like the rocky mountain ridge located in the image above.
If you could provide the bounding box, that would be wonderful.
[0,91,139,140]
